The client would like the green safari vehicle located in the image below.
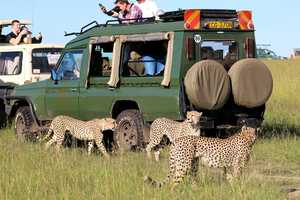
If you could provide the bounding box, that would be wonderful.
[5,9,273,149]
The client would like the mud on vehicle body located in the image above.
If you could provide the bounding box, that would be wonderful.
[5,10,273,148]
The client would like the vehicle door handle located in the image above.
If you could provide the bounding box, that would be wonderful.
[71,88,77,92]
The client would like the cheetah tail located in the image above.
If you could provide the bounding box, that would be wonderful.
[144,175,170,188]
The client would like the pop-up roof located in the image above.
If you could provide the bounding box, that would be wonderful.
[0,19,32,27]
[0,19,32,35]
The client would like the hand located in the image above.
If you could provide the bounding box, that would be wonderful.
[20,29,28,36]
[36,32,42,40]
[100,6,107,13]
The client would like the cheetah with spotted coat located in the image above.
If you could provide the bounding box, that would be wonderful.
[144,126,257,187]
[43,115,117,157]
[145,111,202,161]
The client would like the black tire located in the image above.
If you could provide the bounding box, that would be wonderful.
[14,106,34,141]
[115,109,144,152]
[0,100,7,129]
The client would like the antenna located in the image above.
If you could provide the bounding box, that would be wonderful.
[31,0,35,32]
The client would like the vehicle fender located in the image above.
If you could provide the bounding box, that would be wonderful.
[5,96,40,126]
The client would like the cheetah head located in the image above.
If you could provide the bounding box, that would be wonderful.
[241,125,257,143]
[91,118,117,132]
[186,111,202,126]
[102,118,117,131]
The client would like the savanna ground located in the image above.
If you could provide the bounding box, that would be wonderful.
[0,60,300,200]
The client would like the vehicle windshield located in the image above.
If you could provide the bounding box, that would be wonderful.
[199,40,238,70]
[32,48,62,74]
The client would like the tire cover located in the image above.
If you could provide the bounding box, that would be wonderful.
[228,58,273,108]
[184,60,231,110]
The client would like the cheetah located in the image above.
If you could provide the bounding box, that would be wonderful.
[144,126,257,187]
[145,111,202,161]
[43,115,117,158]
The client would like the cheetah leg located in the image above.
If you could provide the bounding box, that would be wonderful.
[224,167,234,182]
[154,150,160,161]
[45,138,56,150]
[145,142,162,160]
[95,136,109,158]
[42,128,53,141]
[171,154,192,189]
[190,157,199,178]
[233,152,250,179]
[52,132,65,153]
[55,138,64,152]
[144,144,176,188]
[87,141,94,155]
[232,162,244,179]
[145,144,153,159]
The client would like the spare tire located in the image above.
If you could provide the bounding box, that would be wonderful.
[228,58,273,108]
[184,60,231,110]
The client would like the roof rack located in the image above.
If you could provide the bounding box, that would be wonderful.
[64,9,244,37]
[65,20,100,37]
[105,17,156,25]
[65,17,156,36]
[0,19,32,27]
[159,9,237,22]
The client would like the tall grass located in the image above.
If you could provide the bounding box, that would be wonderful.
[263,60,300,136]
[0,60,299,199]
[1,129,297,200]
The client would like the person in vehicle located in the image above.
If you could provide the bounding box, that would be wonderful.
[100,4,121,17]
[6,20,42,45]
[135,0,162,19]
[101,0,143,24]
[223,43,238,70]
[127,51,145,76]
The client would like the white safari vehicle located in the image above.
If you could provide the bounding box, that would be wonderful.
[0,19,63,128]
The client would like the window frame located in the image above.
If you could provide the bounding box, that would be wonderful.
[198,40,239,61]
[119,40,169,78]
[31,48,62,75]
[89,42,114,78]
[55,49,84,81]
[0,51,23,76]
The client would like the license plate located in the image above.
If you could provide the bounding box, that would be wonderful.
[207,21,233,29]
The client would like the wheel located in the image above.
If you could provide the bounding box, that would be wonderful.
[115,109,144,152]
[14,106,34,141]
[0,100,7,129]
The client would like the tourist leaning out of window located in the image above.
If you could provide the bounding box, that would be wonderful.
[6,20,42,45]
[135,0,162,19]
[101,0,143,24]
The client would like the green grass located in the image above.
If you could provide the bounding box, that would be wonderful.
[263,59,300,136]
[0,60,300,199]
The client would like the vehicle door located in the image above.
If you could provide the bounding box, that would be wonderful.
[79,39,116,120]
[45,49,84,118]
[114,32,179,120]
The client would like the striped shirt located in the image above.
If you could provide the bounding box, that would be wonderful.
[118,4,143,23]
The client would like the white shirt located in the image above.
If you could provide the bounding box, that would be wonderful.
[136,0,160,18]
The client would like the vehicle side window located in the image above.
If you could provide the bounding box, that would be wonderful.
[200,40,238,70]
[32,48,62,74]
[120,40,168,77]
[56,50,83,80]
[0,51,22,75]
[89,43,113,77]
